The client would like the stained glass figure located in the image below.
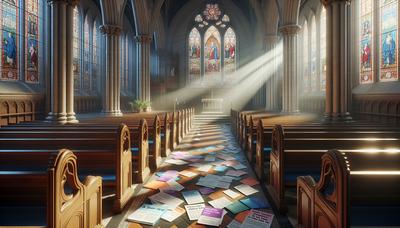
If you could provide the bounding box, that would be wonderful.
[25,0,38,83]
[188,28,201,83]
[224,27,236,76]
[204,26,221,75]
[360,0,374,84]
[1,0,18,80]
[380,0,398,81]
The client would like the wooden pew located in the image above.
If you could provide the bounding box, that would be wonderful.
[0,124,139,212]
[297,149,400,228]
[170,111,178,150]
[0,149,103,227]
[268,124,400,213]
[255,119,400,180]
[230,109,239,135]
[83,115,162,171]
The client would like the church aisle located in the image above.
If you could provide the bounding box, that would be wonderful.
[109,119,279,228]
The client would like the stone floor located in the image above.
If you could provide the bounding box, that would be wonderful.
[104,120,282,228]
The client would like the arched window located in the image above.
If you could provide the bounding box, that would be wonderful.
[302,21,309,92]
[187,4,236,85]
[204,25,221,75]
[73,7,81,90]
[92,21,99,93]
[188,27,201,82]
[1,0,19,81]
[320,7,326,91]
[310,16,317,92]
[83,16,90,93]
[380,0,398,81]
[224,27,236,76]
[25,0,39,83]
[359,0,374,84]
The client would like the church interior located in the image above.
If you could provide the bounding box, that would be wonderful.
[1,0,400,227]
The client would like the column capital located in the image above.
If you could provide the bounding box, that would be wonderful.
[279,24,301,36]
[99,25,122,36]
[321,0,351,7]
[135,35,152,44]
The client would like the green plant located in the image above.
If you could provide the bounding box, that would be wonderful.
[130,99,151,112]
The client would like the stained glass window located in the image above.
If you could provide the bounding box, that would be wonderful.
[360,0,374,84]
[303,21,310,92]
[320,8,326,91]
[92,22,98,93]
[188,28,201,83]
[73,7,80,90]
[224,27,236,76]
[83,16,90,92]
[380,0,398,81]
[203,4,221,21]
[310,16,317,92]
[204,26,221,75]
[25,0,39,83]
[1,0,18,81]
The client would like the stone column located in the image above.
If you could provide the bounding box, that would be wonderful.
[100,25,123,116]
[46,0,68,124]
[66,1,78,123]
[265,35,280,111]
[135,35,152,109]
[322,0,352,121]
[280,24,301,113]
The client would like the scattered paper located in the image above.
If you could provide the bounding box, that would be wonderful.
[240,210,274,228]
[165,159,188,165]
[226,170,247,177]
[179,170,198,178]
[149,192,184,209]
[208,196,232,209]
[197,207,225,227]
[160,180,185,192]
[234,184,259,196]
[225,201,249,214]
[182,190,204,204]
[185,203,206,220]
[223,189,241,199]
[227,219,242,228]
[240,177,260,186]
[126,204,167,226]
[161,207,185,222]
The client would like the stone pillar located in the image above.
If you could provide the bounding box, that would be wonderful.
[280,24,301,113]
[322,0,352,121]
[46,0,68,124]
[265,35,280,111]
[66,1,78,123]
[135,35,152,109]
[100,25,123,116]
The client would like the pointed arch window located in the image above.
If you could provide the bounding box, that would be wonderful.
[1,0,18,81]
[25,0,39,83]
[92,21,99,93]
[310,16,317,92]
[224,27,236,75]
[380,0,398,81]
[188,27,201,82]
[83,16,90,92]
[302,21,310,93]
[204,26,221,75]
[187,4,237,86]
[320,7,326,91]
[73,7,81,90]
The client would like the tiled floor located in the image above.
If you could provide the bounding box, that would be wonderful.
[106,121,280,228]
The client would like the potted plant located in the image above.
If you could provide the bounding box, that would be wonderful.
[142,100,151,112]
[128,99,143,112]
